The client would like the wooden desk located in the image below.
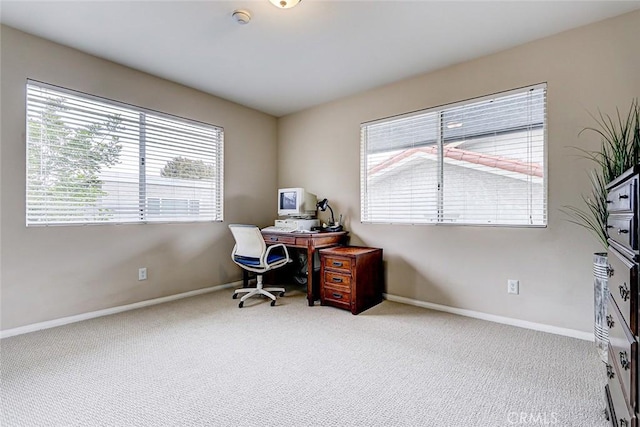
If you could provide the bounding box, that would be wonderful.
[261,230,348,306]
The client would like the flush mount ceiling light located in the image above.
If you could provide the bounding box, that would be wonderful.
[269,0,301,9]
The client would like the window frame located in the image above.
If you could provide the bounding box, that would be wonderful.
[25,79,224,226]
[360,83,548,227]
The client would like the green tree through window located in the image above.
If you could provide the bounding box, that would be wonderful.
[27,81,224,225]
[27,96,123,222]
[160,156,215,180]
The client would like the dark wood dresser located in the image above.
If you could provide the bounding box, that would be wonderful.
[319,246,383,315]
[606,165,640,427]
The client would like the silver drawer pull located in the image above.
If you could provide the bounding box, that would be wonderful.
[617,228,629,234]
[606,314,615,329]
[332,261,343,267]
[620,351,630,370]
[332,293,343,299]
[606,363,615,379]
[332,277,343,283]
[619,283,630,302]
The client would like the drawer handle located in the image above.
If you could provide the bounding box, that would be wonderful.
[619,194,629,200]
[619,283,630,302]
[620,418,629,427]
[332,261,343,267]
[269,237,278,241]
[607,265,614,277]
[332,292,343,299]
[617,228,629,234]
[606,314,615,329]
[332,277,343,283]
[620,351,630,370]
[606,363,615,379]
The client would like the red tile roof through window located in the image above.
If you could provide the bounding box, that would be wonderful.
[368,145,543,178]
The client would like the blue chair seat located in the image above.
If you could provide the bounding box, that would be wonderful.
[234,253,287,267]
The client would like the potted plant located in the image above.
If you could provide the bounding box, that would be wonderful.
[564,100,639,246]
[563,99,639,360]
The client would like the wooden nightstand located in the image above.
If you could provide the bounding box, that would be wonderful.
[319,246,383,315]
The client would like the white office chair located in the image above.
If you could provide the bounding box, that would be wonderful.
[229,224,291,308]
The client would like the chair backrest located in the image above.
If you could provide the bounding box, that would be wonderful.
[228,224,266,259]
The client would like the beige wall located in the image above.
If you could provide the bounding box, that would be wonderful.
[278,10,640,333]
[2,11,639,334]
[0,26,278,330]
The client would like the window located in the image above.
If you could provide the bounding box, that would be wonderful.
[26,80,224,225]
[360,84,546,226]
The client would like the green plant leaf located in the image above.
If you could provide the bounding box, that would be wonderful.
[562,99,639,251]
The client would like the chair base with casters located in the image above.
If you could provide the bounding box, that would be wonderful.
[228,224,291,308]
[232,275,285,307]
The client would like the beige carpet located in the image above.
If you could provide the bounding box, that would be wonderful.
[0,286,608,427]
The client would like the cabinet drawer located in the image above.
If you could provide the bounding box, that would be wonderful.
[608,178,636,213]
[607,294,637,414]
[609,214,637,253]
[323,256,352,273]
[322,284,351,310]
[608,247,637,332]
[324,271,351,288]
[608,344,635,427]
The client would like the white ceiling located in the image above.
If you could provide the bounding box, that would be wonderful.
[1,1,639,117]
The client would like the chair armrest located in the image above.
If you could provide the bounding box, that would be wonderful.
[265,243,290,262]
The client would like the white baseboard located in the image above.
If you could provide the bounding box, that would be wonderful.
[383,293,594,341]
[1,285,593,342]
[0,281,240,339]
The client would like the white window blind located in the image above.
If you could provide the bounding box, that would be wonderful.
[360,84,546,226]
[26,80,224,225]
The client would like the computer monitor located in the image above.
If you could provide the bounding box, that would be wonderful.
[278,188,317,218]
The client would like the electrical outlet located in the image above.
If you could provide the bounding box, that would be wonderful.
[507,279,519,295]
[138,267,147,281]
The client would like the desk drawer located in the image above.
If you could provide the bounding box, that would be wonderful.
[323,255,352,273]
[607,293,637,414]
[608,247,637,332]
[263,234,296,245]
[608,178,636,213]
[322,284,351,310]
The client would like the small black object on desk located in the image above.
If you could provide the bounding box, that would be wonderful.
[311,225,343,232]
[316,198,343,232]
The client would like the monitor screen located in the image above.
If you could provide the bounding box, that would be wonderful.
[280,191,297,210]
